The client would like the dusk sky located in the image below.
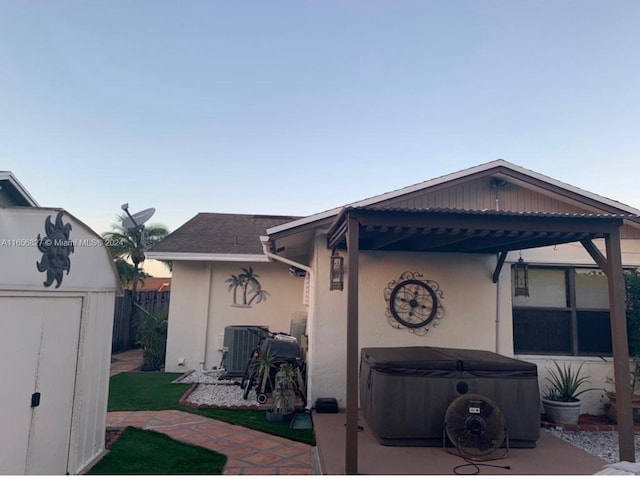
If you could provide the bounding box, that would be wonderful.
[2,1,639,267]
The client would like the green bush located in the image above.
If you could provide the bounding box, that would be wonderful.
[136,311,168,371]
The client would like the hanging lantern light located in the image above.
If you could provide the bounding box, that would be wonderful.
[513,253,529,297]
[330,251,344,291]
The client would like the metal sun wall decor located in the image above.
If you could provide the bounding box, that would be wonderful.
[226,267,269,308]
[384,271,444,336]
[36,212,74,288]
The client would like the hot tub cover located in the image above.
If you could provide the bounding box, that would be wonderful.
[361,346,538,377]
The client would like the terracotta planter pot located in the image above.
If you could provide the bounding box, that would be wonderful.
[542,398,582,425]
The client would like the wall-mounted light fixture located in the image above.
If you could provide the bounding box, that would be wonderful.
[513,253,529,297]
[330,251,344,291]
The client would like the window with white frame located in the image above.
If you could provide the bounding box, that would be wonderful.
[512,266,612,356]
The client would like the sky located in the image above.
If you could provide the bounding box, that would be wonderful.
[2,1,640,276]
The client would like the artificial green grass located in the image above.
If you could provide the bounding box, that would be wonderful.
[108,372,316,446]
[108,372,189,411]
[88,427,226,475]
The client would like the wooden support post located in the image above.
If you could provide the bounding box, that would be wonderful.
[605,230,636,462]
[345,212,359,474]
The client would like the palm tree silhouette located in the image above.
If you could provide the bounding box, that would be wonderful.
[225,274,242,305]
[227,267,268,307]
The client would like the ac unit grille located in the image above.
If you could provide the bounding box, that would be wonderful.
[223,326,268,376]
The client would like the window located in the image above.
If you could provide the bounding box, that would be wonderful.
[512,267,613,356]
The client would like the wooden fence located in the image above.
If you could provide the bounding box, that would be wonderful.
[112,290,171,352]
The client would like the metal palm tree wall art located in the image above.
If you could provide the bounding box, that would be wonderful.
[226,267,270,307]
[384,271,444,335]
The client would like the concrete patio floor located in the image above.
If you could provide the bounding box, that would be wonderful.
[110,350,612,475]
[313,411,609,475]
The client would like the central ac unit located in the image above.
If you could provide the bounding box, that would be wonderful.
[223,326,269,376]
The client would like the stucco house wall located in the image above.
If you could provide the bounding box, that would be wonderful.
[165,260,306,373]
[309,229,640,415]
[310,231,500,406]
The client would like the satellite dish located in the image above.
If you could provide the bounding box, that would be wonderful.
[122,207,155,229]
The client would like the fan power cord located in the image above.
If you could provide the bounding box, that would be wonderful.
[453,458,511,475]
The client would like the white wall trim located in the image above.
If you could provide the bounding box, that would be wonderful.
[146,252,270,262]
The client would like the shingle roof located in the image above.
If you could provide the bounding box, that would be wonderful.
[149,213,301,254]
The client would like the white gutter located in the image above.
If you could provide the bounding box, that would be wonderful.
[146,252,269,262]
[260,235,315,410]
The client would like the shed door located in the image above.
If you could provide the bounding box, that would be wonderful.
[0,297,82,475]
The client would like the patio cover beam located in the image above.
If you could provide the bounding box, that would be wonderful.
[326,207,636,473]
[493,251,508,283]
[604,229,635,461]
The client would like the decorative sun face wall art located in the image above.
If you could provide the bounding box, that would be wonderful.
[384,271,444,336]
[36,212,74,288]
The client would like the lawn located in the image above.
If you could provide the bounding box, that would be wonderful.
[108,372,316,445]
[88,427,226,475]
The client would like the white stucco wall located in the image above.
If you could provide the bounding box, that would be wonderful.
[165,260,306,373]
[310,231,500,406]
[309,231,640,415]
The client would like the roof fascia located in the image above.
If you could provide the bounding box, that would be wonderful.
[146,251,270,263]
[267,159,640,237]
[0,171,39,207]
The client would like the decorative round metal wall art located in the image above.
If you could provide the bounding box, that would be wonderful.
[384,271,443,335]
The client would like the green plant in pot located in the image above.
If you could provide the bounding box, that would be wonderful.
[542,361,597,425]
[266,363,296,423]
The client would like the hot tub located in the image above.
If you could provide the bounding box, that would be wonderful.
[359,346,540,447]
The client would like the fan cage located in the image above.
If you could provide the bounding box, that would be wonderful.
[444,394,509,461]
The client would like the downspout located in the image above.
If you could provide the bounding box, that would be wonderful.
[260,236,315,410]
[495,265,501,354]
[200,262,214,372]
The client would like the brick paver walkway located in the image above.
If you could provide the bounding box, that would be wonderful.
[109,350,315,474]
[106,410,314,475]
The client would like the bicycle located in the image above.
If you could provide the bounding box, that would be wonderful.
[240,330,306,404]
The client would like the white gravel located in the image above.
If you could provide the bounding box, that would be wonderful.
[545,427,640,464]
[175,369,260,408]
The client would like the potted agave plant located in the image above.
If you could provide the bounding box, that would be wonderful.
[542,361,597,425]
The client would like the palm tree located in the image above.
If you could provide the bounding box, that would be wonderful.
[114,259,151,288]
[102,215,169,295]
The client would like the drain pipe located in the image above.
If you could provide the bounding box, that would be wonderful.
[200,262,214,372]
[495,267,501,354]
[260,236,315,410]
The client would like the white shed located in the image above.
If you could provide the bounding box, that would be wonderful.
[0,206,119,475]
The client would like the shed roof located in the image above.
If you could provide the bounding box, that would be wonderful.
[148,213,300,259]
[0,171,39,207]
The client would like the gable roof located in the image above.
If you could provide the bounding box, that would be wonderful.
[0,171,39,207]
[147,213,301,262]
[265,159,640,238]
